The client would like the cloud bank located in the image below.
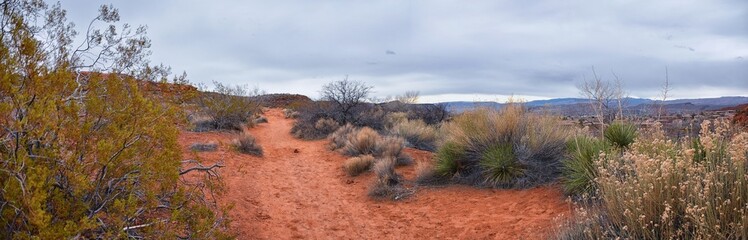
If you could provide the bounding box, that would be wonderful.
[62,0,748,102]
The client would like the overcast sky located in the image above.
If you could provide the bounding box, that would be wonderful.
[61,0,747,102]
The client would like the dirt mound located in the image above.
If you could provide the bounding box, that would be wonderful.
[178,109,570,239]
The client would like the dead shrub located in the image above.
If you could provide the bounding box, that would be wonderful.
[343,155,375,176]
[233,133,263,156]
[328,123,356,150]
[368,157,410,200]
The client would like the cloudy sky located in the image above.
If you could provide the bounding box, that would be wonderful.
[62,0,747,102]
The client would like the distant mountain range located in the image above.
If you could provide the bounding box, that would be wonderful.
[442,96,748,115]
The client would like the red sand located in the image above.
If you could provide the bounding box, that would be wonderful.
[178,109,570,239]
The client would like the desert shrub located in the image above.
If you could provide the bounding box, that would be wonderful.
[557,120,748,239]
[0,2,229,238]
[342,127,380,156]
[368,157,410,200]
[343,155,375,176]
[604,121,637,149]
[233,133,263,156]
[560,135,611,196]
[196,81,262,131]
[290,107,341,139]
[427,104,568,188]
[283,108,300,119]
[376,136,413,166]
[388,118,438,151]
[407,103,450,125]
[190,142,219,152]
[330,126,412,166]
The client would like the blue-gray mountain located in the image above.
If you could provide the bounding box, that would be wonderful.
[443,96,748,115]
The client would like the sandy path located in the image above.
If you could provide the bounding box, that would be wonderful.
[179,109,570,239]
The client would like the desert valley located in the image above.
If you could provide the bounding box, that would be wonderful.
[2,1,748,239]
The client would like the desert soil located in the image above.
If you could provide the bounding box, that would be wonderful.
[178,108,570,239]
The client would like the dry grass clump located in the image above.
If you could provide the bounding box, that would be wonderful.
[328,123,357,150]
[556,120,748,239]
[233,133,263,156]
[343,155,375,176]
[343,127,380,156]
[190,142,219,152]
[329,126,412,166]
[368,157,411,200]
[419,103,568,188]
[388,118,438,151]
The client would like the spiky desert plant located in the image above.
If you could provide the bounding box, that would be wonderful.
[604,121,637,149]
[480,143,523,186]
[561,135,611,196]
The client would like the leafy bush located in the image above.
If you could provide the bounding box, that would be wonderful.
[343,155,375,176]
[604,121,637,149]
[557,120,748,239]
[560,135,611,196]
[420,104,568,188]
[0,2,229,238]
[233,133,263,156]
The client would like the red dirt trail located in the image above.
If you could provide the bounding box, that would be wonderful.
[178,109,570,239]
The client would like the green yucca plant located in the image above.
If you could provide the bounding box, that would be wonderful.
[561,136,611,196]
[604,122,637,149]
[480,143,524,186]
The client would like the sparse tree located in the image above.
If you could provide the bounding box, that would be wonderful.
[396,91,420,104]
[578,67,617,137]
[320,76,373,123]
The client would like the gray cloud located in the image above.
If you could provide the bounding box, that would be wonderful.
[61,0,748,102]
